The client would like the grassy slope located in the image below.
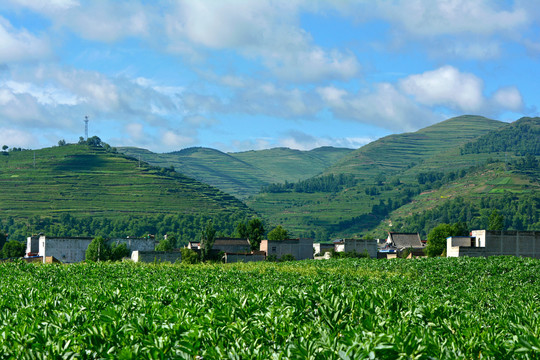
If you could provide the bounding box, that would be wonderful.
[0,145,251,221]
[247,116,511,237]
[118,146,353,199]
[326,115,505,177]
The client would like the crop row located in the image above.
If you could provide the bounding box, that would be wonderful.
[0,257,539,359]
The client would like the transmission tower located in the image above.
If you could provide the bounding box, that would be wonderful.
[84,116,89,140]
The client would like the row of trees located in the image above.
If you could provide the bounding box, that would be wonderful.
[262,174,358,194]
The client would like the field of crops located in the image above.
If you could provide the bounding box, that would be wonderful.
[1,257,539,359]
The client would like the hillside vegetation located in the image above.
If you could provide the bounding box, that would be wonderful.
[0,145,253,244]
[248,116,539,239]
[118,146,353,199]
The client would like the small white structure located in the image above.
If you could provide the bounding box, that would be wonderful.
[447,230,540,258]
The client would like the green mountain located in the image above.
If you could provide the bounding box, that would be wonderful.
[247,116,539,239]
[326,115,505,177]
[0,145,253,244]
[118,146,353,199]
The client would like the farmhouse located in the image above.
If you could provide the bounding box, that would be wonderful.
[313,242,334,256]
[447,230,540,258]
[334,238,378,258]
[260,238,313,260]
[26,235,156,263]
[212,238,251,253]
[131,250,182,263]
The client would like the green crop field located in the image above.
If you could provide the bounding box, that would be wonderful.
[1,257,539,359]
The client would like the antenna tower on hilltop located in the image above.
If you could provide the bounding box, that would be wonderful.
[84,116,89,140]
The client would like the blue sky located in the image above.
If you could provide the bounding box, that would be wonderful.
[0,0,538,153]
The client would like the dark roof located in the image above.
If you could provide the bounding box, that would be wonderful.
[214,238,250,246]
[388,232,423,249]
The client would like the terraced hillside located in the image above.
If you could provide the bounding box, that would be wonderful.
[325,115,505,177]
[0,145,253,243]
[248,116,538,239]
[118,146,353,199]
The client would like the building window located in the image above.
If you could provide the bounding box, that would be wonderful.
[272,247,276,252]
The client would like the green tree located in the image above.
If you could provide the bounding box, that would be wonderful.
[247,218,265,251]
[85,236,111,261]
[235,222,248,238]
[180,248,199,264]
[58,139,66,146]
[425,223,455,257]
[488,210,504,231]
[267,225,288,241]
[200,220,216,261]
[155,238,173,252]
[1,240,25,258]
[0,232,6,253]
[110,243,130,261]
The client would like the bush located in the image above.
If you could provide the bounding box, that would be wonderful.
[279,254,295,262]
[85,236,111,262]
[180,248,199,264]
[155,239,173,252]
[110,243,130,261]
[1,240,25,258]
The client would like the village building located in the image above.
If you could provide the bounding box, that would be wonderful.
[384,232,425,256]
[131,250,182,263]
[313,242,334,256]
[260,238,313,261]
[26,235,156,263]
[333,238,378,258]
[212,238,251,253]
[447,230,540,258]
[224,251,266,263]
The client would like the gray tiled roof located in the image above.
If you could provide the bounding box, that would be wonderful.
[388,232,422,249]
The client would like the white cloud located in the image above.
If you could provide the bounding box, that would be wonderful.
[166,0,360,82]
[492,86,523,111]
[321,83,440,132]
[161,130,196,149]
[0,16,50,63]
[0,127,36,148]
[278,130,372,151]
[365,0,529,37]
[399,65,485,112]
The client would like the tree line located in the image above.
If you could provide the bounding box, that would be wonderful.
[261,174,358,193]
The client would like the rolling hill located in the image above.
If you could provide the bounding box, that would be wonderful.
[247,116,539,239]
[0,144,254,244]
[118,146,353,199]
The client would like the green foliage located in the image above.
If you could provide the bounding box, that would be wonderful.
[279,254,295,262]
[488,209,504,231]
[110,243,130,261]
[0,240,25,258]
[180,248,199,264]
[425,223,467,257]
[0,257,539,358]
[247,218,264,251]
[200,220,216,261]
[461,117,540,156]
[155,238,173,252]
[267,225,288,241]
[0,232,6,253]
[262,173,357,193]
[85,236,111,262]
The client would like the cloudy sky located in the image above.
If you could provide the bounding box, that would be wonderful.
[0,0,538,152]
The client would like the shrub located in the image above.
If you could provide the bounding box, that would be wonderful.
[180,248,199,264]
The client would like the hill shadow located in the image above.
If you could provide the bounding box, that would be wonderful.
[55,154,107,172]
